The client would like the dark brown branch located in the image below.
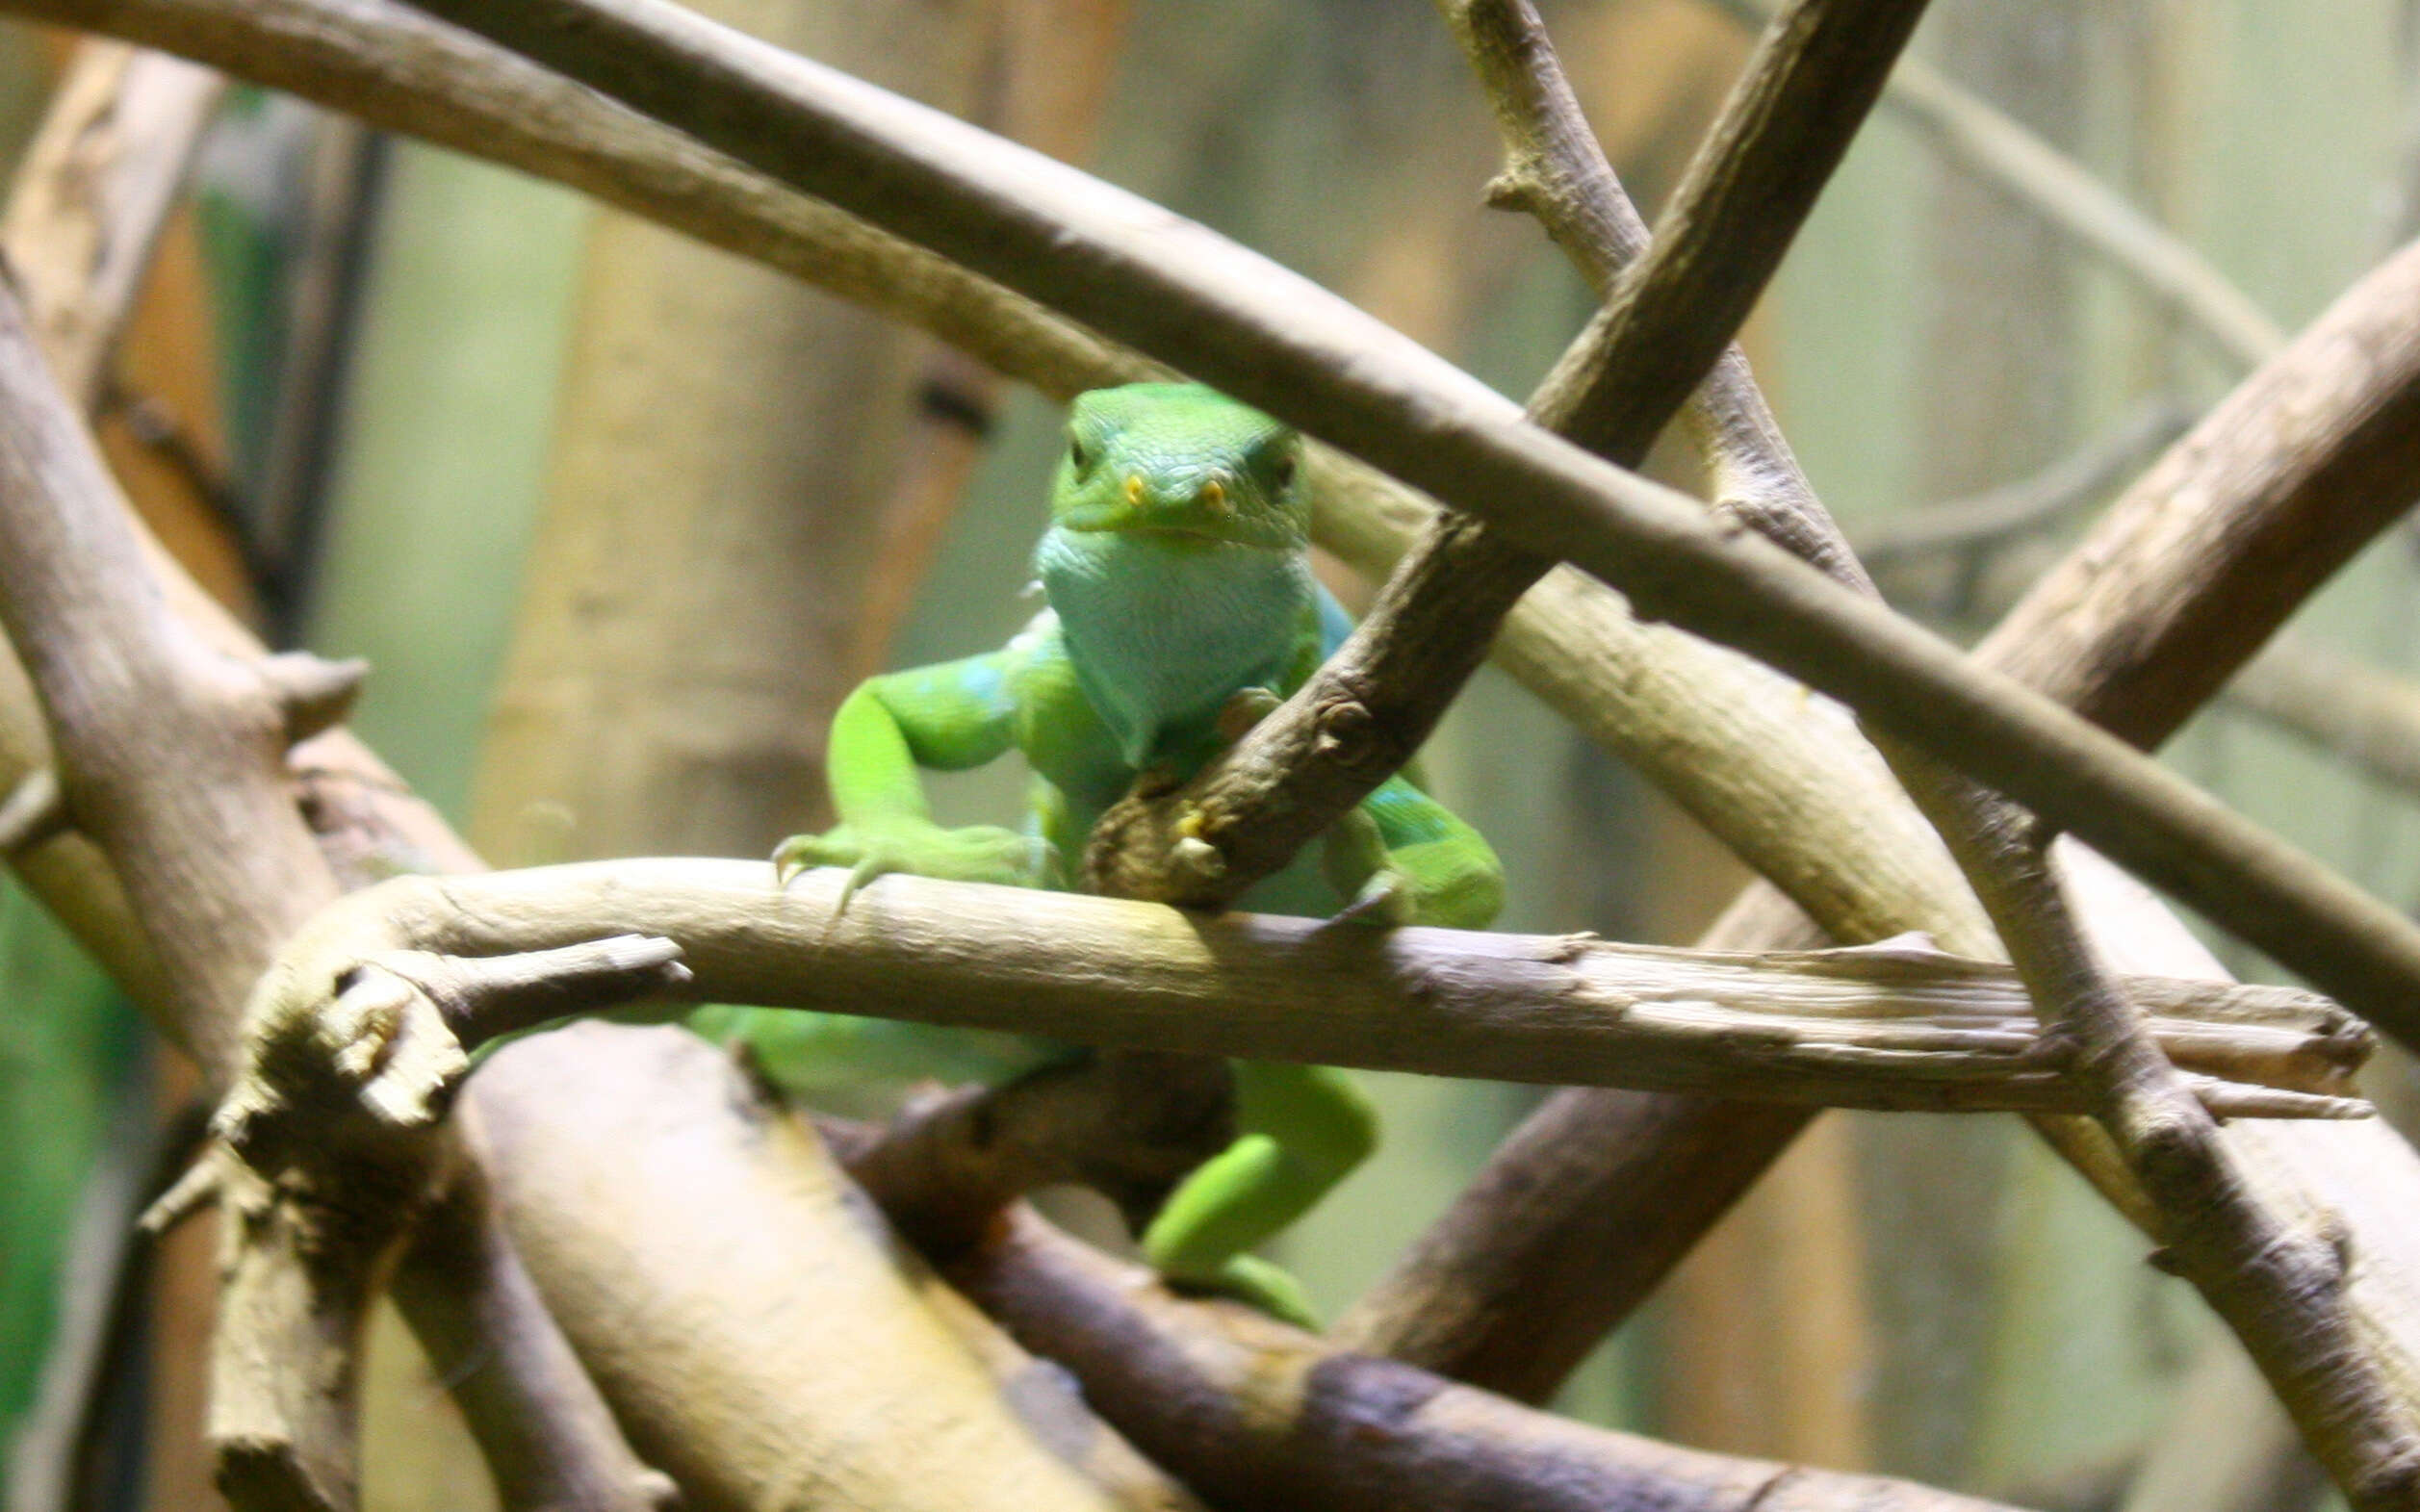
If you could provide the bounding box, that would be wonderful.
[844,1052,1234,1256]
[937,1205,2034,1512]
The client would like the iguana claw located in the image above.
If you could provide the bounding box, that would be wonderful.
[771,820,1047,910]
[1331,868,1415,928]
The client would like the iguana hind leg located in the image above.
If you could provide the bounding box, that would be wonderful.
[1138,1059,1377,1326]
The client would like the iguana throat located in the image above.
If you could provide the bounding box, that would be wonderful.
[1035,525,1312,770]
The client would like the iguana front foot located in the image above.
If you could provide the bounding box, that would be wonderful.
[773,819,1050,910]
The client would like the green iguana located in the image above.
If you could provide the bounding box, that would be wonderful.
[705,382,1504,1323]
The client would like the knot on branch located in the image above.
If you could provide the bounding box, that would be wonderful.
[1481,166,1545,216]
[1085,786,1232,908]
[1312,696,1391,778]
[260,651,369,745]
[219,932,691,1195]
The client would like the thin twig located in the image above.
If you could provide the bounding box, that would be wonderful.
[1700,0,2286,369]
[1851,397,2198,570]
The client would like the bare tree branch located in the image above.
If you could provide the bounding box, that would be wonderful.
[0,140,1215,1512]
[1480,4,2420,1485]
[0,271,686,1508]
[383,1119,681,1512]
[18,6,2420,1499]
[0,270,385,1504]
[1851,398,2199,573]
[488,1022,2041,1512]
[0,0,1970,970]
[838,1051,1235,1258]
[1700,0,2287,368]
[0,55,689,1511]
[225,857,2371,1116]
[1978,236,2420,752]
[2227,635,2420,799]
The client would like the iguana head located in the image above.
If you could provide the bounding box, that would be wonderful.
[1047,383,1309,552]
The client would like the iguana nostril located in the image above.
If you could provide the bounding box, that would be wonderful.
[1123,474,1146,505]
[1201,478,1229,512]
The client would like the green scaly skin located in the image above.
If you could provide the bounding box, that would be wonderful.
[732,383,1505,1325]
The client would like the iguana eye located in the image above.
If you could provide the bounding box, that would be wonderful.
[1068,436,1093,474]
[1271,453,1298,492]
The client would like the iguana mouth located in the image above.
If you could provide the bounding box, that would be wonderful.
[1061,513,1284,549]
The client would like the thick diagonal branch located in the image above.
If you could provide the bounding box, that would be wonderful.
[1083,0,1925,907]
